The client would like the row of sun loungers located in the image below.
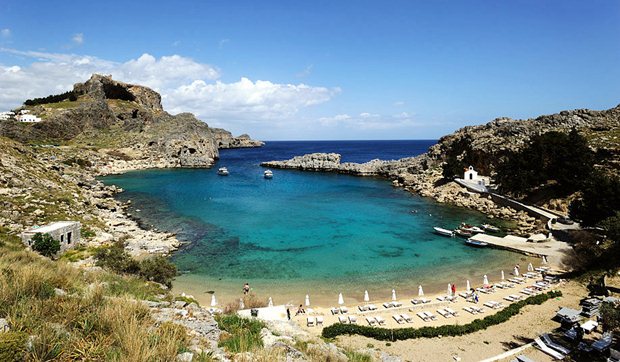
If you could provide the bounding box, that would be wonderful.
[392,313,414,324]
[358,304,378,312]
[436,295,457,302]
[338,315,357,324]
[383,301,403,308]
[503,294,523,302]
[411,298,431,304]
[463,306,485,315]
[416,311,438,321]
[483,300,504,309]
[306,316,324,327]
[436,307,459,318]
[330,306,349,314]
[365,316,386,326]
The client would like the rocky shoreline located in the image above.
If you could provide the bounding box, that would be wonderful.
[262,153,544,235]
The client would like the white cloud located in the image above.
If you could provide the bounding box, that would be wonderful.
[296,64,313,78]
[0,29,10,38]
[0,49,339,130]
[72,33,84,45]
[316,111,418,131]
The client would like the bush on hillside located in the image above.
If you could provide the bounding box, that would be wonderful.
[600,302,620,332]
[31,233,60,257]
[570,172,620,227]
[24,91,76,106]
[139,256,177,288]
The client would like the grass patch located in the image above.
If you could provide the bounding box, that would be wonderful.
[322,290,562,340]
[344,348,373,362]
[215,314,265,353]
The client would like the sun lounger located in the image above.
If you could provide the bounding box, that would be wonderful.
[392,301,402,307]
[581,320,598,333]
[472,306,485,313]
[367,304,377,310]
[411,299,420,304]
[420,298,430,303]
[534,337,565,360]
[358,305,368,312]
[424,311,438,321]
[401,313,413,323]
[541,333,571,355]
[463,306,476,315]
[330,307,340,315]
[340,306,348,314]
[483,301,503,309]
[437,308,452,318]
[348,315,357,324]
[316,316,323,326]
[383,302,393,308]
[520,288,534,295]
[504,295,519,302]
[338,316,348,324]
[501,282,516,288]
[366,316,376,325]
[392,314,404,324]
[375,316,386,325]
[476,287,489,294]
[436,296,447,301]
[509,294,522,300]
[307,317,315,327]
[445,307,458,317]
[417,312,430,321]
[459,292,471,299]
[524,272,539,278]
[592,332,613,353]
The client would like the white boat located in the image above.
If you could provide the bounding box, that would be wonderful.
[264,170,273,179]
[460,223,484,234]
[217,167,229,176]
[481,224,500,233]
[465,238,488,247]
[433,227,454,237]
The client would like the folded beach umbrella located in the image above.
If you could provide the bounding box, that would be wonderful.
[483,274,489,286]
[447,283,451,295]
[501,270,505,280]
[268,297,273,307]
[305,294,310,307]
[514,266,519,276]
[528,263,534,272]
[239,298,245,310]
[391,289,397,301]
[466,280,471,292]
[338,293,344,305]
[542,255,548,265]
[418,285,424,297]
[364,290,369,303]
[211,294,217,307]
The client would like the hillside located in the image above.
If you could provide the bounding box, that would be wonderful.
[0,74,262,170]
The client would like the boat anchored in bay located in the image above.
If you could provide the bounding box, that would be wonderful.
[433,227,454,237]
[217,167,229,176]
[264,170,273,179]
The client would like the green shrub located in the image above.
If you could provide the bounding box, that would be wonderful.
[94,244,140,275]
[0,331,28,362]
[31,233,60,257]
[139,256,177,288]
[322,291,562,340]
[216,315,265,353]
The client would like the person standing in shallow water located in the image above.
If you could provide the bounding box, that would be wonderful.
[243,282,250,295]
[451,283,456,297]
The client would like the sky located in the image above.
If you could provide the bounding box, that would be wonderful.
[0,1,619,140]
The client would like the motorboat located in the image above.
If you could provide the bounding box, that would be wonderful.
[481,224,500,233]
[454,229,473,238]
[433,227,454,237]
[264,170,273,179]
[217,167,229,176]
[460,223,484,234]
[465,238,488,247]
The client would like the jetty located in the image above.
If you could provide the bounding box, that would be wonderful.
[468,233,573,267]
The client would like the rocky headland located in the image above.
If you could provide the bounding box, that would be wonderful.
[262,104,620,234]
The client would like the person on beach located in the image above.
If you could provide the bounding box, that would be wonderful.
[286,307,291,320]
[473,292,479,304]
[296,304,305,316]
[451,283,456,296]
[243,283,250,295]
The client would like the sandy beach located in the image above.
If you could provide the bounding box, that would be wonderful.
[322,280,587,362]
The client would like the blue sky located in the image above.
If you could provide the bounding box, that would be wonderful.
[1,1,619,140]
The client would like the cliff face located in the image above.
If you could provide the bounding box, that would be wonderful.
[0,74,262,170]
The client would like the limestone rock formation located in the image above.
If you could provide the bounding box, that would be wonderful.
[0,74,263,171]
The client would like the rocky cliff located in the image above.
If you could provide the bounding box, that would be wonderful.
[0,74,262,171]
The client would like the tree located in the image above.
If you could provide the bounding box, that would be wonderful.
[94,243,140,275]
[570,172,620,226]
[600,303,620,332]
[31,233,60,257]
[139,256,177,288]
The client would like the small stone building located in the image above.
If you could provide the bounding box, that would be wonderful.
[21,221,81,253]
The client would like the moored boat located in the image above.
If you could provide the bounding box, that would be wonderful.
[454,229,473,238]
[465,238,488,247]
[460,223,484,234]
[217,167,229,176]
[481,223,500,233]
[433,227,454,237]
[264,170,273,179]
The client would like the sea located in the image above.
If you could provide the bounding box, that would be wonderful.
[101,140,532,307]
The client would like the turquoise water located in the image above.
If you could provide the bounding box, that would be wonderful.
[102,141,527,305]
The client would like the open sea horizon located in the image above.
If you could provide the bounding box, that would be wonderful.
[101,140,534,307]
